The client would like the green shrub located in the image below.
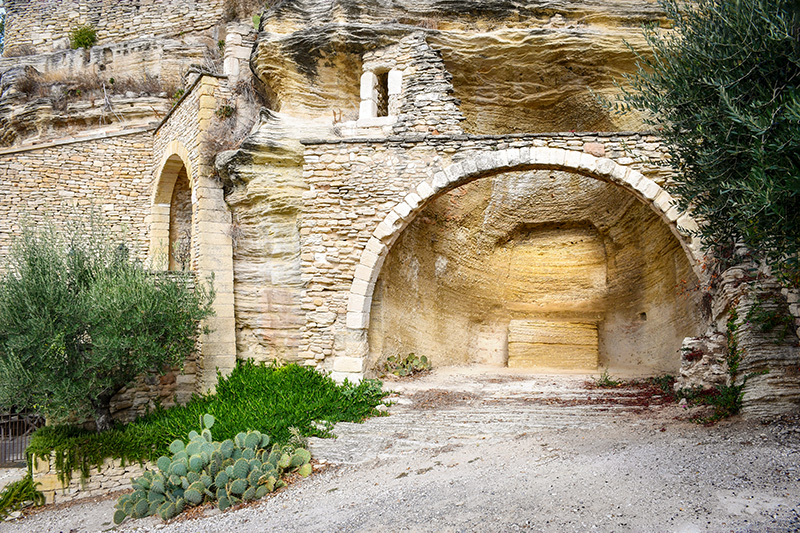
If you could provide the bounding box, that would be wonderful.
[112,414,312,524]
[0,220,214,432]
[27,361,388,483]
[69,25,97,49]
[611,0,800,284]
[0,474,44,520]
[593,369,622,388]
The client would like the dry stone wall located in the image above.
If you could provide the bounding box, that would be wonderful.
[3,0,225,54]
[32,453,147,505]
[0,129,154,261]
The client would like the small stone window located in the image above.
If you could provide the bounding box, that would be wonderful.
[376,71,389,117]
[359,68,402,124]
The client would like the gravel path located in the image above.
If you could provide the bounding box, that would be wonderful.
[3,368,799,532]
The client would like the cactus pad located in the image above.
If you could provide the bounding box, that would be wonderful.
[233,458,250,480]
[184,488,203,505]
[298,463,313,477]
[157,456,172,474]
[244,432,261,449]
[168,439,185,455]
[113,509,127,525]
[229,478,248,495]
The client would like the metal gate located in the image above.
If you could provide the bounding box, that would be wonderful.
[0,412,44,466]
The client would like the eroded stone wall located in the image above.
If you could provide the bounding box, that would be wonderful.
[3,0,225,54]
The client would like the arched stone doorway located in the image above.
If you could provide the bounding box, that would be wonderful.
[150,148,194,271]
[334,147,706,381]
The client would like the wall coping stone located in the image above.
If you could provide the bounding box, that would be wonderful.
[299,131,661,146]
[0,127,155,156]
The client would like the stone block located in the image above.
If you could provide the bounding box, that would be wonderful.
[653,190,673,212]
[564,149,582,169]
[351,277,375,296]
[346,311,369,329]
[403,191,422,210]
[360,71,378,100]
[347,294,372,314]
[359,99,378,121]
[353,263,374,282]
[578,152,597,173]
[506,147,521,167]
[677,213,699,235]
[330,371,362,384]
[532,147,549,165]
[495,149,510,168]
[431,171,449,190]
[462,158,478,176]
[444,162,464,183]
[388,69,403,95]
[333,356,365,373]
[610,163,629,184]
[638,176,661,200]
[416,181,435,200]
[549,148,567,167]
[365,236,387,256]
[595,157,615,176]
[393,201,412,220]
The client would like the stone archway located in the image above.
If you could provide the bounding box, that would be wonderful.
[333,147,705,381]
[150,144,194,270]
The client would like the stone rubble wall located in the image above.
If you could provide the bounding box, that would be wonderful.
[296,132,671,367]
[3,0,225,55]
[31,453,147,505]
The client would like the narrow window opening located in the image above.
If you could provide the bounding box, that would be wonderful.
[376,71,389,117]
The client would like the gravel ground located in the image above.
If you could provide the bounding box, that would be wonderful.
[2,369,799,533]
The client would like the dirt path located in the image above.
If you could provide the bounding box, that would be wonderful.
[3,368,799,532]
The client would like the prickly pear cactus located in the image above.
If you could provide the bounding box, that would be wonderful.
[112,414,313,525]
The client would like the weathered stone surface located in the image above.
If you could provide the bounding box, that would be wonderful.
[675,330,729,392]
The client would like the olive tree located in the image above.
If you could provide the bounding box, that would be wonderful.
[615,0,800,283]
[0,221,214,432]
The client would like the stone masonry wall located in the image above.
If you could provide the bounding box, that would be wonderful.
[3,0,225,55]
[296,132,672,367]
[153,73,238,390]
[32,453,147,505]
[0,129,154,262]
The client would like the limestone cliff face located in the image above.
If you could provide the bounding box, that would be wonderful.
[252,0,663,132]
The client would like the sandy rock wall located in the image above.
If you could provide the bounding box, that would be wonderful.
[221,132,693,372]
[251,0,664,133]
[369,170,703,375]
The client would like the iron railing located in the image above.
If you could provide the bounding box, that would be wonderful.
[0,412,44,466]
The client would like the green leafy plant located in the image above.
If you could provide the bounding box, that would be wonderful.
[172,88,185,103]
[381,353,431,377]
[0,474,45,520]
[0,219,214,432]
[26,361,388,483]
[611,0,800,285]
[112,413,312,524]
[215,103,235,119]
[69,25,97,49]
[593,369,622,388]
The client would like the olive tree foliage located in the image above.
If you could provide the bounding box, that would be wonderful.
[613,0,800,284]
[0,221,214,432]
